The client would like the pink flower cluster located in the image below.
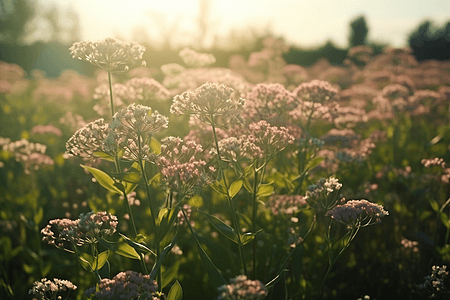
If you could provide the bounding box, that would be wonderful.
[326,199,389,227]
[41,211,118,247]
[2,138,54,174]
[170,83,245,127]
[267,194,307,216]
[216,275,267,300]
[31,125,63,137]
[85,270,158,300]
[179,47,216,68]
[70,38,146,72]
[29,278,77,300]
[66,118,110,158]
[155,137,213,196]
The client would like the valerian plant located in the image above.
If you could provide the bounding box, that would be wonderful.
[31,38,391,300]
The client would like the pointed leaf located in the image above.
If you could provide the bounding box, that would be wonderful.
[166,281,183,300]
[305,156,325,171]
[229,180,243,198]
[242,177,253,193]
[210,180,228,195]
[430,199,440,212]
[241,229,263,245]
[81,165,121,194]
[183,210,227,290]
[440,212,450,228]
[150,234,177,280]
[149,137,162,155]
[93,151,115,162]
[116,241,141,260]
[158,207,179,241]
[256,182,274,197]
[119,233,155,256]
[199,210,237,243]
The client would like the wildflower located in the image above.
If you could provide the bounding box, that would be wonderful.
[85,270,158,300]
[419,265,449,298]
[31,125,63,137]
[3,139,54,174]
[155,137,214,197]
[65,118,110,158]
[179,47,216,68]
[69,38,146,72]
[243,83,297,123]
[41,211,118,247]
[29,278,77,300]
[401,238,419,254]
[247,120,295,157]
[125,77,171,102]
[216,275,267,300]
[305,177,343,211]
[266,194,307,216]
[326,199,389,228]
[170,83,245,127]
[213,136,263,164]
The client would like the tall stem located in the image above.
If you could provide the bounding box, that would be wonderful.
[210,119,248,276]
[108,71,115,116]
[252,163,259,279]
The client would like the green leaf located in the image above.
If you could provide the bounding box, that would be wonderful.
[440,212,450,228]
[305,156,325,171]
[229,180,243,198]
[118,234,155,256]
[150,234,178,280]
[162,261,181,289]
[199,210,237,243]
[256,182,274,197]
[81,165,121,194]
[149,137,162,155]
[242,177,253,193]
[241,229,263,245]
[166,281,183,300]
[183,211,227,291]
[429,199,440,212]
[34,207,43,225]
[148,173,161,186]
[210,180,228,195]
[158,207,179,241]
[99,260,110,279]
[79,251,110,271]
[93,151,115,162]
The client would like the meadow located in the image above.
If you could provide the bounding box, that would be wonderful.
[1,37,450,300]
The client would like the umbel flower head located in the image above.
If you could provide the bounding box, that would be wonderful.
[66,118,110,158]
[305,177,343,211]
[41,211,118,248]
[84,270,158,300]
[170,83,245,127]
[69,38,146,72]
[155,136,214,197]
[216,275,267,300]
[326,199,389,228]
[29,278,77,300]
[108,103,169,160]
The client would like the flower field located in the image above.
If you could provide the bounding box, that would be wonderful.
[1,38,450,299]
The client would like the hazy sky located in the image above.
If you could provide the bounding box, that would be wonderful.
[53,0,450,48]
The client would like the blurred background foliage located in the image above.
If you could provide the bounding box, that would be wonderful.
[0,0,449,78]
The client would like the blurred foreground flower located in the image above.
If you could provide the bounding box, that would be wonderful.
[29,278,77,300]
[216,275,267,300]
[70,38,146,72]
[84,270,158,300]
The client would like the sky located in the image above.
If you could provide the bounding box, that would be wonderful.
[51,0,450,48]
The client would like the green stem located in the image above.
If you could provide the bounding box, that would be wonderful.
[108,71,115,116]
[210,118,248,276]
[315,225,360,299]
[252,163,259,279]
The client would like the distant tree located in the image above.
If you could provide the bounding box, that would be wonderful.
[0,0,37,44]
[349,15,369,47]
[408,20,450,61]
